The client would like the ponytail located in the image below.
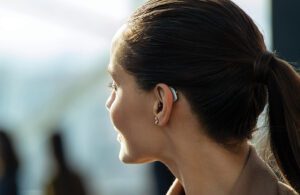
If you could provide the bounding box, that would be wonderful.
[267,56,300,192]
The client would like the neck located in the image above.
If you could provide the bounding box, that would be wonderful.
[162,135,250,195]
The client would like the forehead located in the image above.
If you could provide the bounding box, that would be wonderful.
[108,25,128,74]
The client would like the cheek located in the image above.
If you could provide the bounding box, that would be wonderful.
[108,90,153,139]
[109,93,129,131]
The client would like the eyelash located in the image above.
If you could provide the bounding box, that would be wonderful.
[108,81,118,91]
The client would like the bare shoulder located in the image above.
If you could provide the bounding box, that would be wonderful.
[278,182,299,195]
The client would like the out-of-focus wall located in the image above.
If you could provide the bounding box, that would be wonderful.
[273,0,300,68]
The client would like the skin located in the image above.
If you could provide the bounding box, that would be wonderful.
[106,25,251,195]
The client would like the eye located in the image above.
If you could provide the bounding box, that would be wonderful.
[108,81,118,91]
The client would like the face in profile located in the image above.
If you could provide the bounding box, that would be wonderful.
[106,25,165,164]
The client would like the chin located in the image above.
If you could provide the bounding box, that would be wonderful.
[119,150,140,164]
[118,150,155,164]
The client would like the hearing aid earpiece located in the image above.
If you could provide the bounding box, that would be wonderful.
[169,87,178,102]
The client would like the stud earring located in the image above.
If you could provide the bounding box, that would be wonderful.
[154,116,159,125]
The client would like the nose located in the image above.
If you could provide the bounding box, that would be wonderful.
[105,98,111,111]
[105,93,115,111]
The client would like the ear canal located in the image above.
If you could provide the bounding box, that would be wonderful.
[157,102,163,113]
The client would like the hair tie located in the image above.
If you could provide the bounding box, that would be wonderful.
[253,51,274,84]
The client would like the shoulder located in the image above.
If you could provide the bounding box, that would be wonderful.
[278,182,299,195]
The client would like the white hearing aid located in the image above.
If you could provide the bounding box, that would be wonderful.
[169,87,178,102]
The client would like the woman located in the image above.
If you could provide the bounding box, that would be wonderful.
[44,132,87,195]
[105,0,300,194]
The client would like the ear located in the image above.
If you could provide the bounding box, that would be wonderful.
[153,83,176,126]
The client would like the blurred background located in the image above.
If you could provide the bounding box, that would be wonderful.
[0,0,298,195]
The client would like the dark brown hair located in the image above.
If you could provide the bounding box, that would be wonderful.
[118,0,300,192]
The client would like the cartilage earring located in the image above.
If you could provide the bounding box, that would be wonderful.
[154,116,159,125]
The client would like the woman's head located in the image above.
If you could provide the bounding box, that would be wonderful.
[111,0,267,145]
